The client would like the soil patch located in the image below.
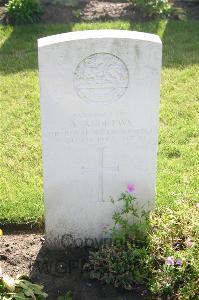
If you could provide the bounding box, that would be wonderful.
[174,0,199,19]
[0,233,148,299]
[40,0,199,23]
[40,1,135,24]
[0,0,199,24]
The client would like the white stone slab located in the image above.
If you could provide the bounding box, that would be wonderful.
[38,30,162,248]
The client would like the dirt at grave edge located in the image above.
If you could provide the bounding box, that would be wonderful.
[0,233,148,300]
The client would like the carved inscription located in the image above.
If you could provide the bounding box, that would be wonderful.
[74,53,129,103]
[46,115,153,146]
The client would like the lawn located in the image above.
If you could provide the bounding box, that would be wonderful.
[0,20,199,227]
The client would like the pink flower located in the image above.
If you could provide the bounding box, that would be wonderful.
[185,238,194,248]
[175,259,183,267]
[196,203,199,209]
[127,184,135,193]
[165,257,175,266]
[102,224,109,230]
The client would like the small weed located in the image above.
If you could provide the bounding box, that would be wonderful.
[57,291,73,300]
[131,0,172,18]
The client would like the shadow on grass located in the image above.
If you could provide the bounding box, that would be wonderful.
[1,221,44,234]
[161,19,199,68]
[0,23,74,74]
[0,20,199,74]
[129,19,199,68]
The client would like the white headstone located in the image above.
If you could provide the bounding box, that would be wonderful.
[38,30,162,248]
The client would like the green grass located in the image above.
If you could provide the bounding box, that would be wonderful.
[0,20,199,227]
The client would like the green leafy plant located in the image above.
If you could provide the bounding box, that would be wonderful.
[57,291,73,300]
[85,186,150,290]
[86,186,199,298]
[0,274,48,299]
[6,0,42,24]
[132,0,172,18]
[72,9,81,19]
[110,188,149,246]
[147,202,199,298]
[85,243,149,290]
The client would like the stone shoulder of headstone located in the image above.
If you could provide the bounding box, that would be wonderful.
[38,29,162,47]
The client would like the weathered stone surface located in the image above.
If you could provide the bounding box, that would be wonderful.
[38,30,162,248]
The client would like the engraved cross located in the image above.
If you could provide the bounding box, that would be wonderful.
[82,147,119,202]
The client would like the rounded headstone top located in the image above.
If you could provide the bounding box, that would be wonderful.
[38,30,162,48]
